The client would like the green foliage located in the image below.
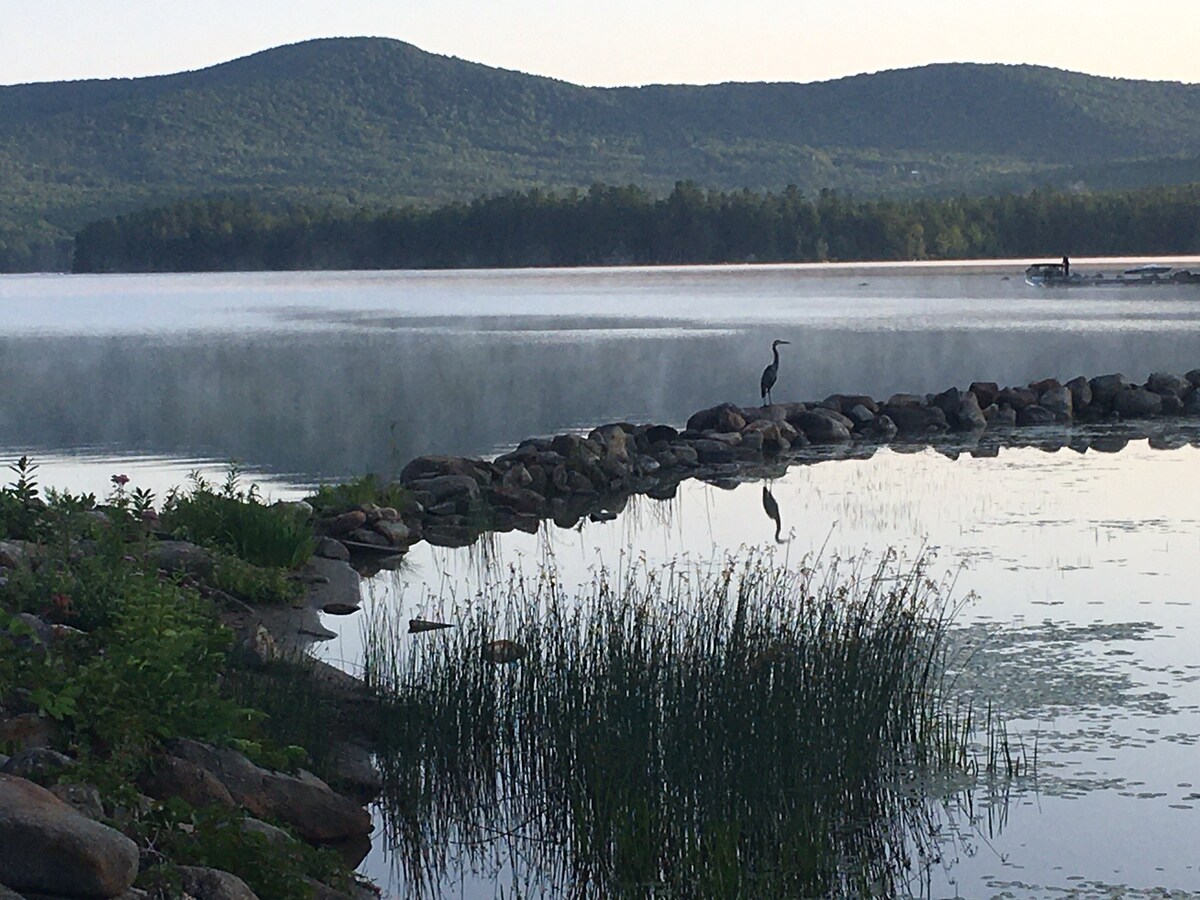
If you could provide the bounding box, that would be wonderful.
[7,37,1200,270]
[0,456,47,540]
[307,472,413,517]
[72,179,1200,273]
[209,553,304,606]
[135,800,351,900]
[162,468,314,569]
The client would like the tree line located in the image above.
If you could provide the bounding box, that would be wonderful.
[72,181,1200,273]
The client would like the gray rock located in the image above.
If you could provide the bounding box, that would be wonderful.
[983,404,1017,427]
[372,521,412,547]
[788,410,852,442]
[151,540,214,577]
[870,414,898,439]
[995,387,1037,410]
[1089,373,1131,407]
[399,455,495,486]
[1147,372,1192,398]
[0,774,139,897]
[241,816,296,848]
[588,424,631,460]
[690,440,737,464]
[403,475,481,506]
[48,783,104,821]
[314,537,350,561]
[347,528,389,547]
[845,404,876,429]
[954,392,988,431]
[672,445,700,467]
[968,382,1000,408]
[1187,369,1200,388]
[1038,384,1073,422]
[701,430,742,446]
[178,866,259,900]
[1065,375,1093,413]
[1113,386,1163,418]
[686,403,744,433]
[327,742,383,802]
[1186,391,1200,416]
[303,558,362,616]
[137,754,236,809]
[487,485,546,516]
[1016,404,1055,426]
[880,402,947,435]
[642,424,679,444]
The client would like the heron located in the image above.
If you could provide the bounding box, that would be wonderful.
[760,339,791,406]
[762,485,789,544]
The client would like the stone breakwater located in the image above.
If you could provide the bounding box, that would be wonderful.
[313,369,1200,555]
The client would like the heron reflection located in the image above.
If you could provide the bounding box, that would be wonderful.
[761,484,790,543]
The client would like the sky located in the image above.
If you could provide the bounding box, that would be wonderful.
[2,0,1200,88]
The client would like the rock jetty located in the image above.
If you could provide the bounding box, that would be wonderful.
[310,369,1200,555]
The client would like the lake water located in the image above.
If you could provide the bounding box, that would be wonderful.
[4,261,1200,898]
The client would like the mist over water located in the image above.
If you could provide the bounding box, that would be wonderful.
[3,261,1200,485]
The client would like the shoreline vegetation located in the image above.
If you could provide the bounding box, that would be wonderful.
[72,181,1200,273]
[3,363,1199,896]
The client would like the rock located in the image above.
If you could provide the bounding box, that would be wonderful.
[788,409,852,442]
[879,402,947,435]
[137,754,236,809]
[588,424,631,460]
[399,455,495,486]
[1016,404,1056,426]
[995,387,1037,410]
[403,475,481,507]
[177,866,258,900]
[151,540,213,577]
[500,463,534,489]
[322,510,367,537]
[48,783,104,821]
[327,743,383,802]
[482,640,527,664]
[738,430,765,452]
[0,715,53,752]
[347,528,389,547]
[164,740,371,845]
[1160,394,1185,415]
[1,748,73,784]
[954,392,988,431]
[372,521,412,547]
[985,404,1017,427]
[823,393,878,415]
[0,541,31,569]
[1065,376,1093,413]
[1113,386,1163,418]
[241,816,296,848]
[1186,391,1200,416]
[235,624,278,667]
[488,485,546,516]
[642,424,678,444]
[742,419,788,451]
[1038,384,1073,422]
[686,403,744,433]
[1089,373,1131,407]
[314,537,351,561]
[968,382,999,408]
[845,404,876,430]
[304,558,362,616]
[870,414,898,439]
[672,445,700,467]
[689,439,737,464]
[1187,369,1200,388]
[1146,372,1192,398]
[0,774,139,897]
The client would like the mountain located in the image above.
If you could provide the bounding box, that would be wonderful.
[3,36,1200,270]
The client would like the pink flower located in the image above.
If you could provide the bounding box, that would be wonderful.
[111,474,130,486]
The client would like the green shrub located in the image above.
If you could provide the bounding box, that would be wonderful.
[307,473,413,517]
[163,469,314,569]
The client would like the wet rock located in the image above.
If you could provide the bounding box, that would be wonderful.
[0,774,139,897]
[1113,386,1163,418]
[304,558,362,616]
[1016,404,1055,426]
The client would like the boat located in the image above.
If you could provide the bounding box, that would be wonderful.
[1024,260,1200,287]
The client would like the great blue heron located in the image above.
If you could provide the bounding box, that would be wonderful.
[760,339,790,406]
[762,485,789,544]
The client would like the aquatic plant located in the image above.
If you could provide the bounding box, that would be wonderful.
[362,549,997,897]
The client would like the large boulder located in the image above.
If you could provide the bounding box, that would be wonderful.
[588,424,632,460]
[879,401,947,435]
[994,387,1037,410]
[787,409,852,443]
[686,403,745,433]
[403,475,481,507]
[688,439,737,464]
[1016,404,1056,426]
[0,774,139,897]
[968,382,1000,408]
[1089,373,1131,408]
[1065,376,1093,414]
[1146,372,1192,399]
[954,392,988,431]
[487,485,546,516]
[399,456,495,486]
[177,866,258,900]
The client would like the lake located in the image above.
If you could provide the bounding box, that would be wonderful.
[4,261,1200,897]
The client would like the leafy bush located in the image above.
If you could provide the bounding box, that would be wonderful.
[307,473,413,517]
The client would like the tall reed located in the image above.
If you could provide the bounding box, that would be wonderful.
[363,549,990,897]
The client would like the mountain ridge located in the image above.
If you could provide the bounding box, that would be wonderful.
[3,36,1200,270]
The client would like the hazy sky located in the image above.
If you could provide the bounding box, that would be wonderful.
[3,0,1200,87]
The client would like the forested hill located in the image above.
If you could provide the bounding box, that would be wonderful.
[4,36,1200,270]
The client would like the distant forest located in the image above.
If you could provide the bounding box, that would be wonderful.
[72,181,1200,273]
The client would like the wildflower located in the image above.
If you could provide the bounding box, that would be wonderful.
[111,474,130,486]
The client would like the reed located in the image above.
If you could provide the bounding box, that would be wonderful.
[363,549,998,897]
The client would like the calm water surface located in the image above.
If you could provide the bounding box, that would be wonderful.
[4,261,1200,897]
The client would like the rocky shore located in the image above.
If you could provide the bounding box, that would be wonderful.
[311,368,1200,557]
